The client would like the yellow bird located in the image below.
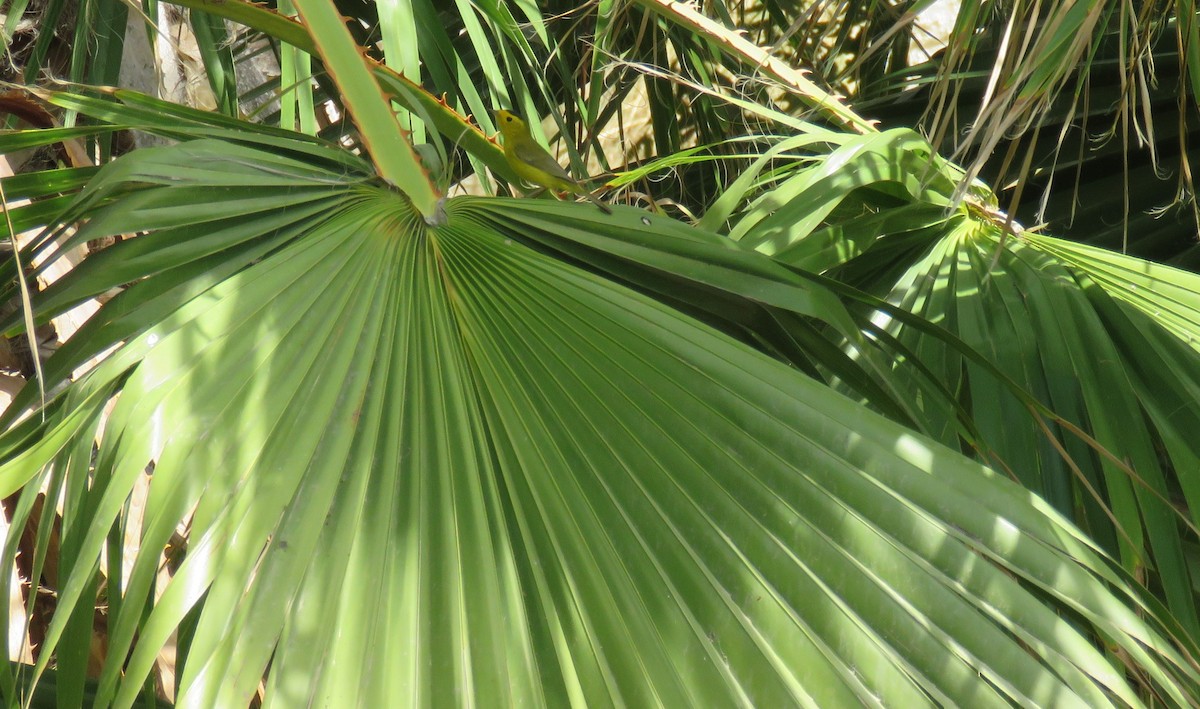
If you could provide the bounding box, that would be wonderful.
[495,110,612,214]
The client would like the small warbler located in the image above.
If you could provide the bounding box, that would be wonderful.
[495,110,612,214]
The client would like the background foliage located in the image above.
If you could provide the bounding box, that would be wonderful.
[3,0,1200,706]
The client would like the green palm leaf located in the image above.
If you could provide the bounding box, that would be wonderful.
[1,125,1196,706]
